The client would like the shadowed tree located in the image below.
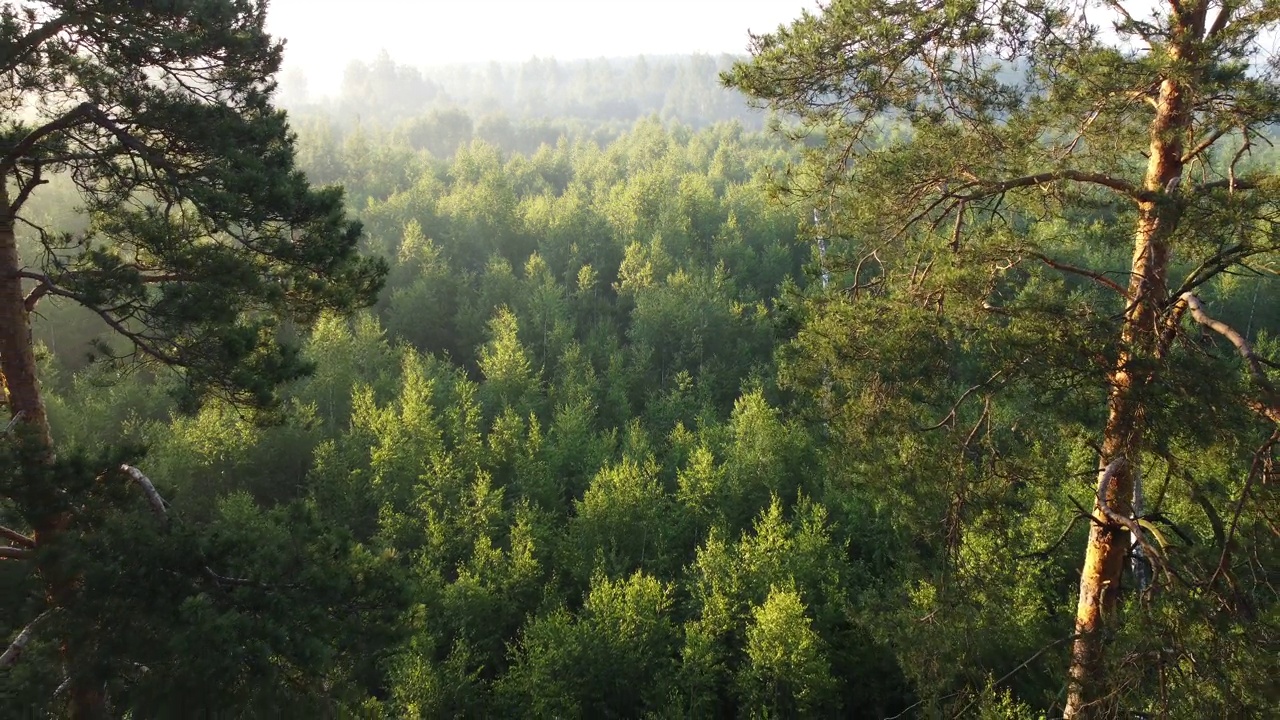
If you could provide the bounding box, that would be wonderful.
[1,1,384,715]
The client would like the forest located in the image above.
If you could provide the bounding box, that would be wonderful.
[1,1,1277,719]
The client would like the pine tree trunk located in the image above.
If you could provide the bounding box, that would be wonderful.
[0,183,106,719]
[0,185,52,452]
[1063,40,1191,719]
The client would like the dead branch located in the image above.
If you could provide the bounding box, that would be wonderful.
[1182,292,1280,422]
[1207,429,1280,589]
[0,610,52,669]
[920,368,1006,431]
[1020,514,1089,559]
[202,566,261,588]
[953,632,1083,717]
[0,546,34,560]
[120,465,168,520]
[0,525,35,548]
[1096,457,1164,564]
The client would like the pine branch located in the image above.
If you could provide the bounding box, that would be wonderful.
[0,13,75,75]
[0,103,96,177]
[8,161,47,215]
[1,101,182,185]
[952,170,1154,204]
[1031,253,1130,297]
[15,272,183,365]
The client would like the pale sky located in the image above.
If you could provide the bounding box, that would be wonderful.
[266,0,815,95]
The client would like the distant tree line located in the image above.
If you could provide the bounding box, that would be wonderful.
[279,53,770,138]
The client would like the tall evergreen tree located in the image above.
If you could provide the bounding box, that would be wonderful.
[727,1,1280,716]
[1,1,383,715]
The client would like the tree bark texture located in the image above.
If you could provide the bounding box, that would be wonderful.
[1063,17,1193,718]
[0,183,51,451]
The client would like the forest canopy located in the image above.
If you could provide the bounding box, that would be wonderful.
[2,1,1279,719]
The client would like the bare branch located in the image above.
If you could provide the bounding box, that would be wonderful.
[1229,128,1253,192]
[1168,242,1252,301]
[1207,4,1230,38]
[121,465,168,520]
[1096,456,1164,563]
[0,525,36,549]
[1181,125,1231,165]
[920,368,1006,431]
[0,610,53,669]
[1207,429,1280,589]
[202,567,261,588]
[1196,177,1262,193]
[0,546,35,560]
[1182,292,1280,422]
[953,632,1084,717]
[1031,252,1130,297]
[1020,514,1089,559]
[22,282,48,312]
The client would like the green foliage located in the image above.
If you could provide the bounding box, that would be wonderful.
[496,571,677,717]
[4,1,388,410]
[0,446,407,717]
[737,586,836,717]
[15,13,1280,712]
[723,0,1280,716]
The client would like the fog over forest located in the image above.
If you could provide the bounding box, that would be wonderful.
[278,54,771,132]
[3,2,1278,719]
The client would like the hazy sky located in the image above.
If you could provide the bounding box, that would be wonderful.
[266,0,815,94]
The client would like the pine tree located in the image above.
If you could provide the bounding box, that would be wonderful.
[1,2,384,715]
[727,1,1280,716]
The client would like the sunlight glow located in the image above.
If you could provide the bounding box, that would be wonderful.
[266,0,815,95]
